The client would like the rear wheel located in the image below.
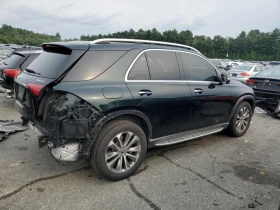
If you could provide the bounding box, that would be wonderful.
[90,120,147,181]
[226,101,252,137]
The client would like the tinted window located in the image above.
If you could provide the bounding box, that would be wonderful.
[20,54,40,70]
[146,51,181,80]
[128,53,150,80]
[64,51,126,81]
[180,53,218,81]
[26,51,71,78]
[254,66,262,72]
[257,69,280,78]
[4,54,25,66]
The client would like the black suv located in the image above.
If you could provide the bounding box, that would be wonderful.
[14,39,255,180]
[0,50,42,97]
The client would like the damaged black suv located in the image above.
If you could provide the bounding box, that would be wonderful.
[14,39,255,180]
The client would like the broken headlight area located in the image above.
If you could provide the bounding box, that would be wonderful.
[36,92,105,161]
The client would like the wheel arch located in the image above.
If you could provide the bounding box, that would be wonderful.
[106,109,153,139]
[229,94,255,121]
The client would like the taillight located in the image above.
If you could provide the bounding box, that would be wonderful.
[240,72,250,77]
[246,79,256,84]
[27,83,44,97]
[3,69,21,78]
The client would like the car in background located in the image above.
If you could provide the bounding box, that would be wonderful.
[0,45,41,61]
[0,50,42,97]
[227,61,243,67]
[228,64,265,83]
[246,68,280,116]
[13,39,255,180]
[246,67,280,100]
[209,59,231,70]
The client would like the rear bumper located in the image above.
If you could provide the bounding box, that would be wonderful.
[15,92,105,161]
[253,89,280,101]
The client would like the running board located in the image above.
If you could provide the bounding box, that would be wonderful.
[149,123,229,147]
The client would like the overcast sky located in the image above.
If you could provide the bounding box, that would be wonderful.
[0,0,279,39]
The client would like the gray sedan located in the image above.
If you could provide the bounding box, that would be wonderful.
[228,64,265,83]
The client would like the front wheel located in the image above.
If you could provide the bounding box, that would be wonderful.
[226,101,252,137]
[90,120,147,181]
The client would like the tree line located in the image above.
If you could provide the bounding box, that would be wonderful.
[0,24,61,46]
[80,28,280,61]
[1,24,279,61]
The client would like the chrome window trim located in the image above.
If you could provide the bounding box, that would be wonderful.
[125,49,221,83]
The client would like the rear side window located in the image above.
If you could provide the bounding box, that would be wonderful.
[145,51,181,80]
[4,54,25,66]
[128,53,150,80]
[64,51,126,81]
[180,53,218,82]
[20,54,40,70]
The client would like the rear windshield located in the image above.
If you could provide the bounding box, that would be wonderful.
[26,51,70,78]
[256,69,280,78]
[231,65,253,71]
[4,54,25,66]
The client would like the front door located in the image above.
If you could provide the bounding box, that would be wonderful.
[179,52,235,129]
[126,50,193,139]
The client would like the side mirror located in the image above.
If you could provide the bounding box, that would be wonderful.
[227,64,232,68]
[221,74,230,84]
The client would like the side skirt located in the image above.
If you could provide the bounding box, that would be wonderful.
[148,123,229,147]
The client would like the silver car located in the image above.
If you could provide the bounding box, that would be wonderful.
[228,64,265,83]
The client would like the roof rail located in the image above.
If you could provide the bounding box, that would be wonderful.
[90,38,201,54]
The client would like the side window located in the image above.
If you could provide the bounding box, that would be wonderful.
[145,51,181,80]
[128,53,150,80]
[63,51,126,81]
[254,66,262,72]
[180,53,219,82]
[21,54,40,70]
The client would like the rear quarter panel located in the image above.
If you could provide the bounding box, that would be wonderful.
[55,49,143,113]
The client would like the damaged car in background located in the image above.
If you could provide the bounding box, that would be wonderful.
[14,39,255,180]
[246,68,280,118]
[0,50,42,98]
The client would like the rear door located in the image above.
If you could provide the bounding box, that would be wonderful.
[179,52,234,129]
[126,50,193,139]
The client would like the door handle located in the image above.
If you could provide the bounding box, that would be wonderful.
[194,88,204,94]
[139,90,152,96]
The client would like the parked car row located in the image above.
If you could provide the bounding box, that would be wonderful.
[0,49,42,98]
[0,39,258,180]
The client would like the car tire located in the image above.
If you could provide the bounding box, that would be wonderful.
[90,120,147,181]
[226,101,252,137]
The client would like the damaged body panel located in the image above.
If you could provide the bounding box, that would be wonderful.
[0,120,28,141]
[32,92,105,160]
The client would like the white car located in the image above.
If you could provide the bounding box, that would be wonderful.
[228,64,265,83]
[227,61,243,67]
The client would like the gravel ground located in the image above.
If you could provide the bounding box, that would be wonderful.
[0,91,280,210]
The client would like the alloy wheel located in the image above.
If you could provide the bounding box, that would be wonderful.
[236,107,250,132]
[105,131,141,173]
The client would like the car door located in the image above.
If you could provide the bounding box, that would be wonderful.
[126,50,193,139]
[179,52,235,129]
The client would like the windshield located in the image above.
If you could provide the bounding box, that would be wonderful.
[4,54,25,66]
[256,68,280,78]
[231,65,253,71]
[220,61,227,67]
